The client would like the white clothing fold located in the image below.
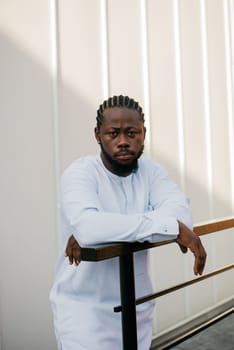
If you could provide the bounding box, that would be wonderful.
[50,155,193,350]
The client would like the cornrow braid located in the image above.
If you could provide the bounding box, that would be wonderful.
[96,95,145,128]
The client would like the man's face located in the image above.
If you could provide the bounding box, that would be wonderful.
[95,107,146,176]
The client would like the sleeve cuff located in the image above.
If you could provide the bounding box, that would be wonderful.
[136,216,179,243]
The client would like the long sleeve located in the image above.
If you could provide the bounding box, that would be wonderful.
[147,162,193,231]
[60,158,192,247]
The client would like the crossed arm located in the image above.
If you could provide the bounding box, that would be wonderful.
[62,161,207,275]
[64,220,207,276]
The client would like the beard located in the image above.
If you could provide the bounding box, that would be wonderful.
[99,142,144,176]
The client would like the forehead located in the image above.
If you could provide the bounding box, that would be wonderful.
[102,107,142,126]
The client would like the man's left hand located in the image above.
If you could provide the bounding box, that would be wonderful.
[176,221,207,276]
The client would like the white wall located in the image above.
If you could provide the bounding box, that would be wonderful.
[0,2,58,349]
[0,1,233,349]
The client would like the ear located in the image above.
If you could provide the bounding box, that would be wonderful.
[143,127,146,138]
[94,127,100,143]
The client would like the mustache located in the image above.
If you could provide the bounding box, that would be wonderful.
[114,150,135,156]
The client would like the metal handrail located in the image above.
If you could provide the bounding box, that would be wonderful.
[80,217,234,350]
[114,264,234,312]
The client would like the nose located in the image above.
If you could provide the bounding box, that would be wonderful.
[117,133,130,148]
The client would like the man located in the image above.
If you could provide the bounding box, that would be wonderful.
[50,95,206,350]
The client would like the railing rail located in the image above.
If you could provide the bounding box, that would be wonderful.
[80,218,234,350]
[81,218,234,261]
[114,264,234,313]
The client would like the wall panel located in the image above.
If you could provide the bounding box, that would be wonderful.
[148,0,182,185]
[107,0,144,101]
[179,0,211,223]
[147,0,189,334]
[206,0,232,218]
[0,1,57,349]
[58,0,103,169]
[178,0,215,316]
[151,245,187,333]
[215,229,234,301]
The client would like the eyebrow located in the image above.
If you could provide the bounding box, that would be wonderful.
[106,126,141,130]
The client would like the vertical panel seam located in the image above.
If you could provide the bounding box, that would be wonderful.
[140,0,151,157]
[200,0,214,219]
[224,0,234,215]
[139,0,156,332]
[200,0,217,305]
[50,0,61,252]
[173,0,185,192]
[229,0,234,253]
[100,0,110,99]
[173,0,190,318]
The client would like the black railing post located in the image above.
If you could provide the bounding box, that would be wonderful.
[119,253,138,350]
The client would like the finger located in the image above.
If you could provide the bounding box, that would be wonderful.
[75,251,81,265]
[65,245,72,264]
[65,242,74,264]
[194,257,205,275]
[75,254,81,265]
[68,249,74,265]
[193,246,207,275]
[64,235,76,258]
[66,248,75,265]
[73,243,81,266]
[197,251,207,275]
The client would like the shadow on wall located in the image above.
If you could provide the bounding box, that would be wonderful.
[0,30,96,350]
[153,154,233,223]
[0,30,233,350]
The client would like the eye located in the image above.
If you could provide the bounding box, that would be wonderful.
[108,131,118,137]
[127,130,138,137]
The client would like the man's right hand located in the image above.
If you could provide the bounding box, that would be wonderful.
[64,234,81,266]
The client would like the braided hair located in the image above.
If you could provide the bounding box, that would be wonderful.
[96,95,145,129]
